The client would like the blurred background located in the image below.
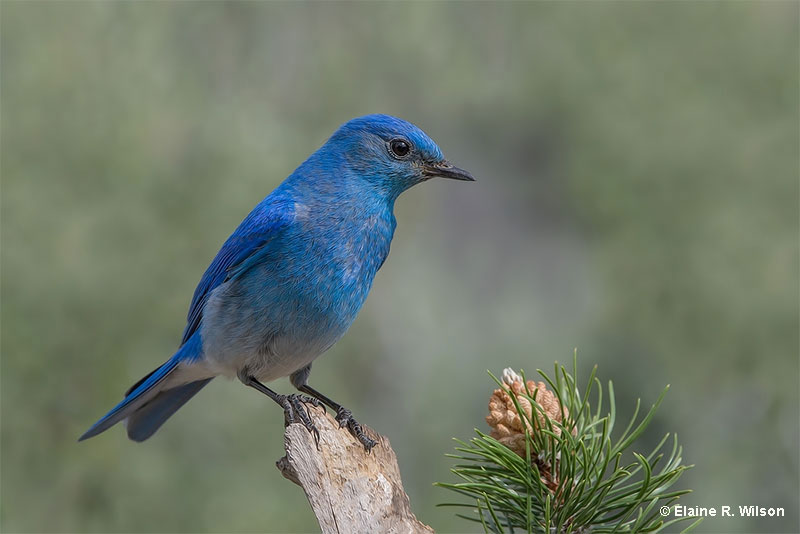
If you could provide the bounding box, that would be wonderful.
[2,2,797,533]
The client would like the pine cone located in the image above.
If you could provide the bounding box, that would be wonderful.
[486,368,569,457]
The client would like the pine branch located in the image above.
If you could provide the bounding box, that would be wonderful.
[437,355,701,534]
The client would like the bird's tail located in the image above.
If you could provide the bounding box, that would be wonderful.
[79,333,210,442]
[125,378,212,441]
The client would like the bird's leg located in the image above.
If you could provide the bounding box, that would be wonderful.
[241,375,321,446]
[297,384,377,452]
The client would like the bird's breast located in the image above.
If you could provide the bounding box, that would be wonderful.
[305,211,395,317]
[199,206,396,379]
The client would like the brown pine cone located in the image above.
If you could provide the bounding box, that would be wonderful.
[486,368,569,457]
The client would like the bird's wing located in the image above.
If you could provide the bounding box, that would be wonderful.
[181,199,294,344]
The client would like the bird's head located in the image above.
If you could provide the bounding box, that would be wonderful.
[321,114,474,200]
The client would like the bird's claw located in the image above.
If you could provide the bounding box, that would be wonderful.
[336,407,377,453]
[281,394,322,447]
[334,407,352,429]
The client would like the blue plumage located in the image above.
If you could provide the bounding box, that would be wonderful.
[80,114,473,447]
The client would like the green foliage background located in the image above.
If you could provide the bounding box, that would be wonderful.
[1,2,797,533]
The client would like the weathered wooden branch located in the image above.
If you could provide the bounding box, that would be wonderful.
[276,404,434,534]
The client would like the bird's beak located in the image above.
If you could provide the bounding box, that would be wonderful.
[422,161,476,182]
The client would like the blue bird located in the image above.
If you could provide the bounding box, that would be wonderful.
[79,114,474,450]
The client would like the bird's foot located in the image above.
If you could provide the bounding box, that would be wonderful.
[280,394,322,446]
[335,407,377,453]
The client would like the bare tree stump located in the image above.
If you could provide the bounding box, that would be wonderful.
[276,404,434,534]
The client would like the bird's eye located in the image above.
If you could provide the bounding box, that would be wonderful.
[389,138,411,159]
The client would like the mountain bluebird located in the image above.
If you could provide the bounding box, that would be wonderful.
[80,114,474,450]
